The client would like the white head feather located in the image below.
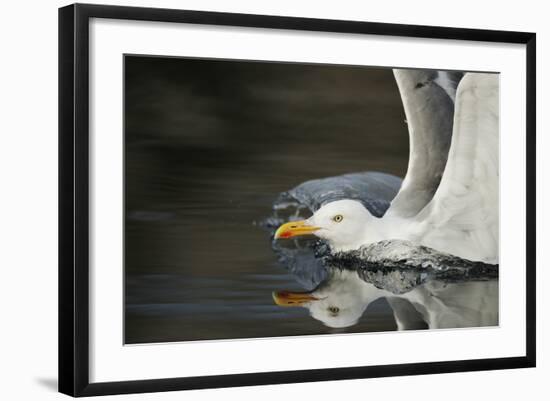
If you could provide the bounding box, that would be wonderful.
[306,200,376,252]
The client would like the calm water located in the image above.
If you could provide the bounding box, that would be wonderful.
[124,56,497,344]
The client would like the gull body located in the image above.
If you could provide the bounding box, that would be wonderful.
[275,72,499,264]
[274,269,498,329]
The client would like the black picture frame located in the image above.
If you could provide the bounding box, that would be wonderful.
[59,3,536,397]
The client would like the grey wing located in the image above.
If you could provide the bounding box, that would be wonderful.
[275,171,402,219]
[386,69,464,218]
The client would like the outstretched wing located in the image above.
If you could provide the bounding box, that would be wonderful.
[387,69,464,218]
[413,73,499,263]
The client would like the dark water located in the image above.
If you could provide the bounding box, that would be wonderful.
[124,56,497,344]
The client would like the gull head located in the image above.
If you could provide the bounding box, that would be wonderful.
[272,289,364,328]
[272,269,381,328]
[274,199,372,252]
[307,288,369,328]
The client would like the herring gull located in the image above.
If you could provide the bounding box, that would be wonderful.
[274,70,499,264]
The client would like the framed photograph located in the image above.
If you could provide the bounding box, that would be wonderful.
[59,3,536,397]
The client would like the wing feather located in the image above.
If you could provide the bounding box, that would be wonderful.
[413,73,499,263]
[387,69,464,218]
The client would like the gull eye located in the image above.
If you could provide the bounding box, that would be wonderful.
[333,214,343,223]
[328,306,340,314]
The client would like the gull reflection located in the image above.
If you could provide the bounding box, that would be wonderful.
[273,265,498,330]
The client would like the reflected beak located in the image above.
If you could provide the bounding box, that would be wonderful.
[273,220,320,239]
[272,290,318,307]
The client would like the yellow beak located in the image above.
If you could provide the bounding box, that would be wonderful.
[272,290,318,307]
[273,220,320,239]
